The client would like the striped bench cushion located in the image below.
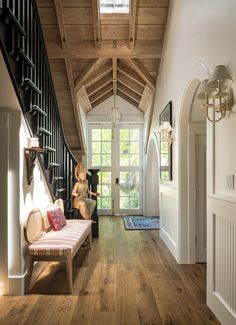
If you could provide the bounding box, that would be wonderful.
[28,220,92,256]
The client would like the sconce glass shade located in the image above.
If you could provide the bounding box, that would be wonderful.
[207,65,233,89]
[196,79,217,100]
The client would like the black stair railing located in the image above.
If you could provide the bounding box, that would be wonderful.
[0,0,79,218]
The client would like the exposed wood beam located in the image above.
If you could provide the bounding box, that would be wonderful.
[53,0,67,48]
[46,41,162,59]
[112,58,117,95]
[128,58,156,91]
[118,72,144,96]
[117,82,141,103]
[74,58,102,92]
[144,93,156,153]
[92,0,101,48]
[65,59,86,153]
[90,83,113,104]
[129,0,137,49]
[117,90,139,109]
[118,62,146,87]
[77,86,92,112]
[91,90,113,109]
[139,85,154,112]
[85,64,112,88]
[86,73,112,97]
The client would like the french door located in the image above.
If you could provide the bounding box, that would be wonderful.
[88,123,143,215]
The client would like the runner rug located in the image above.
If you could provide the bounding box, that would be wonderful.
[123,216,160,230]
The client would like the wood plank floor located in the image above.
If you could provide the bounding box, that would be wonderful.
[0,217,220,325]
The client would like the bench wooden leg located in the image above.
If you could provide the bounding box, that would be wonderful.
[25,256,34,293]
[65,255,72,293]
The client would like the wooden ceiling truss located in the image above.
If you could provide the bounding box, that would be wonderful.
[37,0,169,152]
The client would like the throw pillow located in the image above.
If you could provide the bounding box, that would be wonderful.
[47,207,67,231]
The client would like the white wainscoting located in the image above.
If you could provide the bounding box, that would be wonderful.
[208,196,236,324]
[160,185,178,260]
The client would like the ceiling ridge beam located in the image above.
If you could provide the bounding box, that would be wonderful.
[92,0,101,48]
[74,58,102,92]
[129,0,137,49]
[113,58,117,95]
[53,0,68,48]
[128,58,156,91]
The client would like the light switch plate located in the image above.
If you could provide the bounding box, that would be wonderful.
[226,175,234,190]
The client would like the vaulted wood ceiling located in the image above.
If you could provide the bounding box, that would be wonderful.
[36,0,169,158]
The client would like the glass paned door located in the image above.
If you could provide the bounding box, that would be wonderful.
[89,125,113,215]
[114,126,142,214]
[88,123,143,215]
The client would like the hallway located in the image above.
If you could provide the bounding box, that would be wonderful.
[0,217,219,325]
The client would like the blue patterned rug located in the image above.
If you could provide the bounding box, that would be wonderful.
[123,216,160,230]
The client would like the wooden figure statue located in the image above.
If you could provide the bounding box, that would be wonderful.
[72,162,100,220]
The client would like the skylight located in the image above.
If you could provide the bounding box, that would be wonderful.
[100,0,129,14]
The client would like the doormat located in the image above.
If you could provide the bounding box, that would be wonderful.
[123,216,160,230]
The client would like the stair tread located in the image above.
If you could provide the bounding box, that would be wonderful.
[14,48,35,68]
[44,146,56,152]
[23,78,41,95]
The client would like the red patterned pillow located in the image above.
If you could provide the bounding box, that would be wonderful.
[47,207,67,231]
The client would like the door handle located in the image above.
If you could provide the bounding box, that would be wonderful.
[116,177,119,184]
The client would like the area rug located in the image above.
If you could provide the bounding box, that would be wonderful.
[123,216,160,230]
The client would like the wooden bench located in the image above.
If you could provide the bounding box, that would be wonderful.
[24,200,92,293]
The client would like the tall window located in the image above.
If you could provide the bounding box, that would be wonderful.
[100,0,129,14]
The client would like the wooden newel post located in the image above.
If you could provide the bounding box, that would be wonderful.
[88,169,100,238]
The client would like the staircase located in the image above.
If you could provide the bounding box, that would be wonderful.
[0,0,79,218]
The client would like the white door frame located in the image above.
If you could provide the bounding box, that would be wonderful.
[188,123,206,263]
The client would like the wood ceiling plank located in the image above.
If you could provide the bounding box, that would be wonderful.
[42,25,60,41]
[64,8,93,24]
[53,0,68,47]
[84,64,113,88]
[117,83,141,103]
[117,72,144,96]
[128,58,155,90]
[86,73,112,96]
[101,24,129,40]
[139,59,160,72]
[66,25,94,40]
[91,90,113,109]
[74,58,103,92]
[136,7,168,24]
[37,7,58,24]
[46,41,162,59]
[138,0,169,7]
[62,0,92,7]
[117,90,139,108]
[65,59,86,152]
[118,61,146,87]
[136,25,165,40]
[89,83,113,103]
[49,59,66,72]
[92,0,101,48]
[113,58,117,95]
[129,0,137,49]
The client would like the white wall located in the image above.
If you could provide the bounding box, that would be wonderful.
[0,51,53,295]
[87,95,144,123]
[149,0,236,322]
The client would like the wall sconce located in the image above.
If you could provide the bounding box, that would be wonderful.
[197,65,233,122]
[24,138,46,185]
[158,121,173,144]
